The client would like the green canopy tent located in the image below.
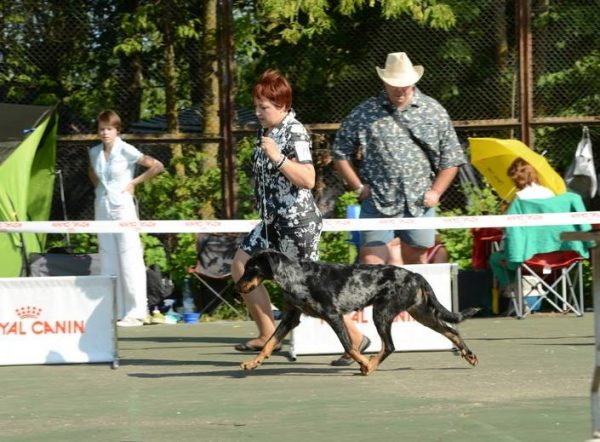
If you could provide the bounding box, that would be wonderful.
[0,103,58,277]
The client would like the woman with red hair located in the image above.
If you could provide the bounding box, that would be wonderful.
[507,157,555,200]
[231,70,323,351]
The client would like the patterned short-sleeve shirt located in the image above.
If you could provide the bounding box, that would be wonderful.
[332,89,466,217]
[253,109,321,225]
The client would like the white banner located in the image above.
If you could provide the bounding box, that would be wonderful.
[0,210,598,234]
[289,263,457,358]
[0,276,117,366]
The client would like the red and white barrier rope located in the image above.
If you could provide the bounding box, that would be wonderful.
[1,211,599,234]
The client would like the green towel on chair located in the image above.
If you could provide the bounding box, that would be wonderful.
[504,192,591,270]
[489,192,592,289]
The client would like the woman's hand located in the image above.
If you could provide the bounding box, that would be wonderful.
[261,136,280,163]
[127,155,164,195]
[123,182,135,195]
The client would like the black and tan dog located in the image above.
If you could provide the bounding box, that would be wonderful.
[236,250,479,376]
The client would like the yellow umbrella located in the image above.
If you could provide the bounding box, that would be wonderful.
[469,137,566,201]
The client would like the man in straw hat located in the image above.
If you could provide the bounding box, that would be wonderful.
[331,52,466,366]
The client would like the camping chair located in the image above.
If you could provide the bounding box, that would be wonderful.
[502,192,591,319]
[188,233,246,318]
[471,228,503,314]
[514,251,584,318]
[471,227,503,270]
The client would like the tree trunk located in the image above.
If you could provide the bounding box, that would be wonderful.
[162,1,184,177]
[187,2,206,108]
[494,1,510,120]
[117,54,143,130]
[200,0,220,218]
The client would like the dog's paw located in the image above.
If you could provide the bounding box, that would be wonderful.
[240,359,261,370]
[463,353,479,366]
[359,362,377,376]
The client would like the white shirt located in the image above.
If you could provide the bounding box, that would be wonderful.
[89,137,143,206]
[515,183,555,200]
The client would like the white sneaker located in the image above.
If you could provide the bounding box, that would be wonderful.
[116,317,144,327]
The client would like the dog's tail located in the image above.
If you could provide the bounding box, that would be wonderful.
[416,273,481,323]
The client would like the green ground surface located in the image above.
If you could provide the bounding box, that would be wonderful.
[0,314,594,441]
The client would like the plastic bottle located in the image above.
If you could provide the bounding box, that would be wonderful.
[181,277,196,313]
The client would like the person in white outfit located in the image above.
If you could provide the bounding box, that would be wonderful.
[88,110,164,327]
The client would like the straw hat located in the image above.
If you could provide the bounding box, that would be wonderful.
[376,52,424,87]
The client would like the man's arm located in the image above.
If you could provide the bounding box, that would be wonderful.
[333,159,368,200]
[425,166,459,208]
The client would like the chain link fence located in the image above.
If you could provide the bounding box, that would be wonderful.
[1,0,598,223]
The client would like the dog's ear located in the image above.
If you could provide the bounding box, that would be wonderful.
[262,250,274,267]
[254,251,274,279]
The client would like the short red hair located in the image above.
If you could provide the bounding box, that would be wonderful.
[252,69,292,110]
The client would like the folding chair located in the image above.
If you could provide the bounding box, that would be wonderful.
[471,228,503,314]
[188,233,246,317]
[471,227,503,270]
[514,250,584,318]
[502,192,592,319]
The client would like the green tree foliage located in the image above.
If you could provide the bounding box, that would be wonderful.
[0,1,92,108]
[533,2,600,117]
[319,191,359,264]
[234,0,521,125]
[439,182,501,270]
[256,0,457,44]
[0,1,203,129]
[530,1,600,172]
[3,1,597,134]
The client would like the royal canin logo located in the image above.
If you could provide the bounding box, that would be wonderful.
[15,306,43,319]
[0,305,86,336]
